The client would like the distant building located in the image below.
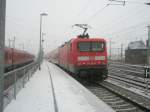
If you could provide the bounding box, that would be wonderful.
[128,41,146,49]
[125,41,147,65]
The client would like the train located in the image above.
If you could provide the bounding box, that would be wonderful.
[47,35,108,81]
[4,47,35,72]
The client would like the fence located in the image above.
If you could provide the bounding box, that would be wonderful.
[3,62,39,108]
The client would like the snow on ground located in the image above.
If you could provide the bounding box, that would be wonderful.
[4,62,55,112]
[47,62,114,112]
[4,61,115,112]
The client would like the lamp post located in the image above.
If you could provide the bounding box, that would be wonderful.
[41,33,46,58]
[42,33,46,46]
[39,13,48,70]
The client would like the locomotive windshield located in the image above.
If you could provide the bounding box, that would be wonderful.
[78,42,105,52]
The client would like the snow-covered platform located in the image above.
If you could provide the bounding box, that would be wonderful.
[4,61,115,112]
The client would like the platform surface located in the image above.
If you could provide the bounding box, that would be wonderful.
[4,61,115,112]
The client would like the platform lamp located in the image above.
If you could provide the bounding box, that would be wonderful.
[39,13,48,70]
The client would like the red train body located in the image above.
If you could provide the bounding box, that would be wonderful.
[4,47,34,72]
[47,37,108,81]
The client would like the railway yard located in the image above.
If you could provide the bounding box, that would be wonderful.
[1,0,150,112]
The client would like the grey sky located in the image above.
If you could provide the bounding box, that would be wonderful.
[5,0,150,55]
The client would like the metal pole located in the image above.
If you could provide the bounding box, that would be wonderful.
[109,39,112,60]
[38,13,47,69]
[118,48,120,61]
[0,0,6,111]
[147,26,150,64]
[8,38,10,47]
[14,72,17,99]
[13,37,16,48]
[39,15,42,70]
[121,44,123,62]
[12,37,16,70]
[22,69,25,88]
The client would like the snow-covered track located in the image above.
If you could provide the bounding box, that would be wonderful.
[108,62,145,78]
[83,82,147,112]
[108,74,150,90]
[108,61,150,90]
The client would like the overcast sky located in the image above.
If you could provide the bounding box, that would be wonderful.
[5,0,150,55]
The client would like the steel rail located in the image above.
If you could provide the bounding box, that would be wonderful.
[82,82,146,112]
[109,61,146,68]
[100,81,150,111]
[109,64,144,72]
[108,75,150,90]
[108,72,150,85]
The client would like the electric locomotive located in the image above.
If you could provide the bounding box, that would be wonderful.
[47,24,108,81]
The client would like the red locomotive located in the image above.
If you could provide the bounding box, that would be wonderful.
[47,36,108,81]
[4,47,35,72]
[47,24,108,81]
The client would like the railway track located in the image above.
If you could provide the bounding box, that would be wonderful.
[108,74,150,90]
[82,82,145,112]
[75,73,150,112]
[108,61,150,89]
[58,62,150,111]
[108,62,145,78]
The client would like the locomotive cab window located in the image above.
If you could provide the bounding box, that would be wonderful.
[78,42,105,52]
[78,42,90,52]
[91,42,104,52]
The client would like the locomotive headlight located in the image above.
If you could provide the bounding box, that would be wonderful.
[95,56,105,60]
[78,56,89,61]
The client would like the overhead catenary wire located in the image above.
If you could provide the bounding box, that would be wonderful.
[72,0,150,48]
[109,0,150,6]
[77,0,91,16]
[79,0,146,28]
[82,0,150,29]
[87,4,110,23]
[90,4,150,40]
[95,5,148,33]
[103,20,150,37]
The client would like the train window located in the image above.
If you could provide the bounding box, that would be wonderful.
[78,42,91,51]
[91,42,104,52]
[78,42,105,52]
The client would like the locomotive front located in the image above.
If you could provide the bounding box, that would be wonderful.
[71,38,108,81]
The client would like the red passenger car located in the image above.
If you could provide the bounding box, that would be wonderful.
[4,47,34,72]
[48,36,108,81]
